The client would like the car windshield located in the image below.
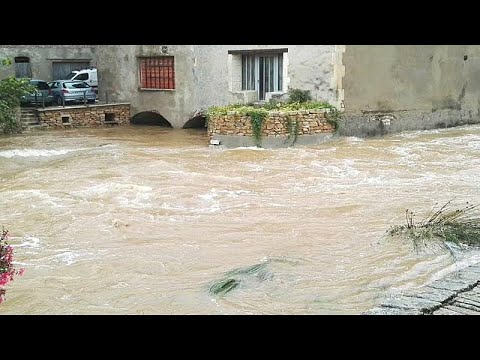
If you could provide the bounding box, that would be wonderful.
[34,82,50,90]
[63,82,90,89]
[64,72,77,80]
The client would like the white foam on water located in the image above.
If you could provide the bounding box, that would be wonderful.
[0,148,89,158]
[344,136,365,143]
[50,250,96,266]
[160,202,188,211]
[199,193,219,201]
[228,147,267,151]
[3,190,67,209]
[112,282,130,289]
[190,203,221,214]
[427,250,480,283]
[15,235,41,248]
[311,159,361,179]
[199,189,251,201]
[246,164,264,172]
[72,183,153,200]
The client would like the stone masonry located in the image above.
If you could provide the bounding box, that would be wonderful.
[37,103,130,128]
[207,109,335,140]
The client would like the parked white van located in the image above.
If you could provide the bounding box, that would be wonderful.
[64,68,98,93]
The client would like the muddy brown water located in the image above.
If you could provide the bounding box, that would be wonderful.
[1,125,480,314]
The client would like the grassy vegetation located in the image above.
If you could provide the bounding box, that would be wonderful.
[388,200,480,252]
[206,101,335,118]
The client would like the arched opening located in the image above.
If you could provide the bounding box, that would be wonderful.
[131,111,172,127]
[182,115,207,129]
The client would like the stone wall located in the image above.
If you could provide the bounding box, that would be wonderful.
[208,109,335,139]
[338,109,480,138]
[208,109,335,149]
[37,103,130,128]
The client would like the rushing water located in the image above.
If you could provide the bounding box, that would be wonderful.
[1,125,480,314]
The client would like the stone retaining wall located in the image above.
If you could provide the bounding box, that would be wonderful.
[207,109,335,140]
[338,109,480,137]
[37,103,130,128]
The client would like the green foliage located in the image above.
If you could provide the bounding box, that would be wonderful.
[209,278,240,296]
[287,88,312,103]
[325,107,342,132]
[248,109,268,147]
[1,59,12,66]
[206,101,333,118]
[0,58,35,135]
[284,115,300,145]
[388,200,480,253]
[209,262,271,296]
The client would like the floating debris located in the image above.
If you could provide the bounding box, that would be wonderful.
[209,262,272,296]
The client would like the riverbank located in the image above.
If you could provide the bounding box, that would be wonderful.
[364,263,480,315]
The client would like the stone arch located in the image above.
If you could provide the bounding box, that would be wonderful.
[131,111,172,127]
[182,115,207,129]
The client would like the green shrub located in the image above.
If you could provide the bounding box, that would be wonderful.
[0,58,36,135]
[288,88,312,103]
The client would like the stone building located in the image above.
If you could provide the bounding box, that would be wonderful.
[2,45,480,136]
[93,45,344,128]
[0,45,96,81]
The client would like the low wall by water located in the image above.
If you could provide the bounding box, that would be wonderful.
[365,262,480,315]
[37,103,131,128]
[207,109,335,148]
[339,109,480,137]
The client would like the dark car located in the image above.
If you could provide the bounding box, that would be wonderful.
[48,80,96,106]
[20,79,54,106]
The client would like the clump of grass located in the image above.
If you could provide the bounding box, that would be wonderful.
[209,262,271,296]
[388,200,480,252]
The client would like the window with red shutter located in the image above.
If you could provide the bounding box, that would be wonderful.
[139,56,175,90]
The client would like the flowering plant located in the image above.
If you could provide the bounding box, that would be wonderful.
[0,227,25,303]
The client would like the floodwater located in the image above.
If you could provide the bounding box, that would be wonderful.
[1,125,480,314]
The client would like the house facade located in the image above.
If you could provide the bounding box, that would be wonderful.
[93,45,344,128]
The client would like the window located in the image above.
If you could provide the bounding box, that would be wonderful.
[241,53,283,100]
[139,57,175,90]
[14,56,32,78]
[64,82,90,89]
[33,81,50,90]
[75,73,88,81]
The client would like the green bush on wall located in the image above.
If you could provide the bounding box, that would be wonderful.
[287,88,312,103]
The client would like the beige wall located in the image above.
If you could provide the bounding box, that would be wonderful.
[343,45,480,113]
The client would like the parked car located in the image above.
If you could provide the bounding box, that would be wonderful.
[20,79,54,106]
[63,68,98,94]
[48,80,96,105]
